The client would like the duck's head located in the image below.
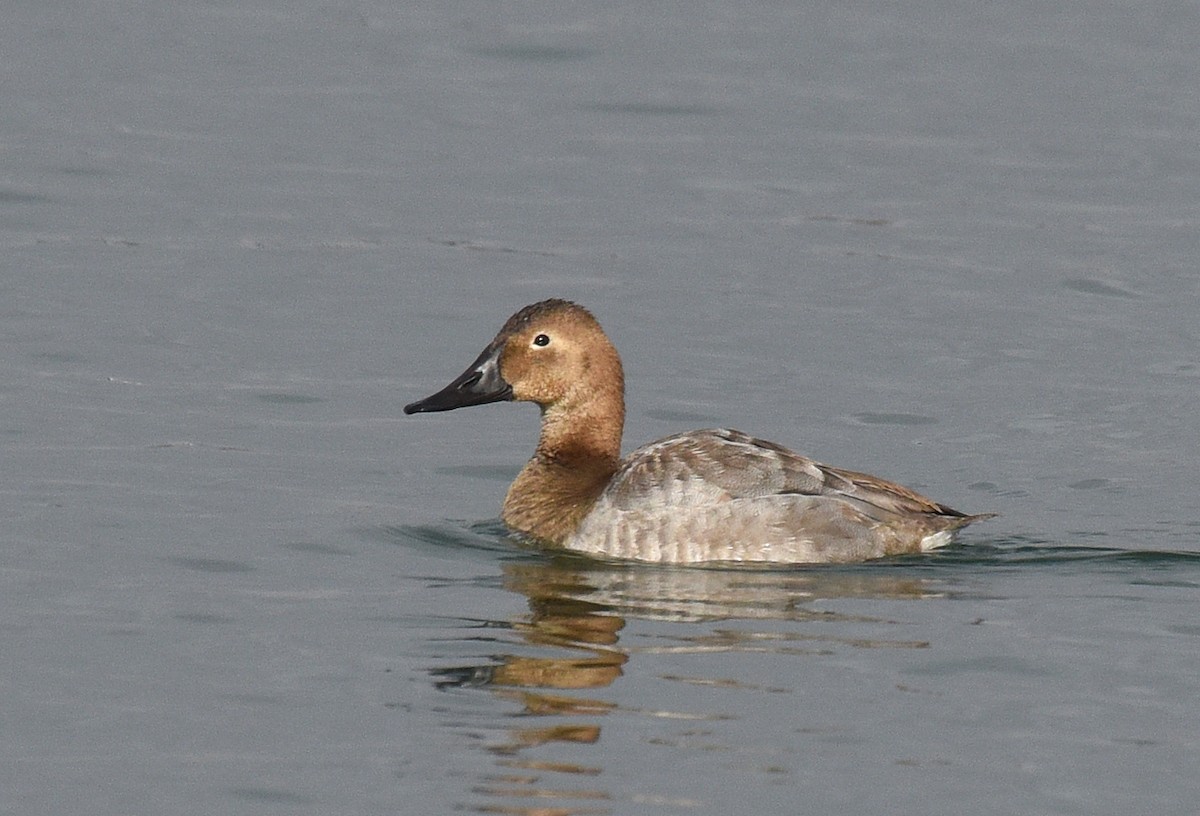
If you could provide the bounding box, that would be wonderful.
[404,299,624,417]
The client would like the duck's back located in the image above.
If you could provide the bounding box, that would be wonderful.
[565,429,987,564]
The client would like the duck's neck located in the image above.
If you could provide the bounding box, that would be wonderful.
[502,396,624,545]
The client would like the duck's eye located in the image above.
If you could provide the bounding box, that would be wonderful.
[532,333,551,347]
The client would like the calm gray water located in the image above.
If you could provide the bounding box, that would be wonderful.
[4,2,1199,814]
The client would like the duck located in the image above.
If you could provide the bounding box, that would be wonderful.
[404,299,994,564]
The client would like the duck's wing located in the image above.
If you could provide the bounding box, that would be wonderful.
[612,428,989,526]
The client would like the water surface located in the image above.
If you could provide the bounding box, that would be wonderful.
[3,2,1198,814]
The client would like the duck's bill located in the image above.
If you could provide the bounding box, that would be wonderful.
[404,345,513,414]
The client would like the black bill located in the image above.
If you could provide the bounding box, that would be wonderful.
[403,343,513,414]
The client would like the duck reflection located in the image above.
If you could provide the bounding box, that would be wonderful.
[435,554,944,814]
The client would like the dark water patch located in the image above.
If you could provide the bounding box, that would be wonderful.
[1068,478,1111,489]
[1128,576,1200,589]
[279,540,356,556]
[255,392,323,405]
[1147,360,1199,377]
[431,237,562,257]
[644,408,720,424]
[434,464,519,482]
[1063,278,1140,298]
[1166,624,1200,636]
[360,519,521,559]
[1049,547,1200,570]
[921,537,1200,573]
[102,236,140,247]
[164,556,255,573]
[1111,737,1161,747]
[385,613,514,632]
[0,188,55,204]
[228,787,314,805]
